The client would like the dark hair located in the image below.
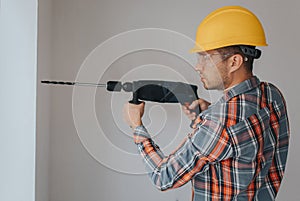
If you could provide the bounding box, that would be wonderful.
[215,45,255,72]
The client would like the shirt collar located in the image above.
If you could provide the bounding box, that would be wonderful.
[223,76,261,102]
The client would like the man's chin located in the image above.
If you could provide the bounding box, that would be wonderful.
[201,80,211,90]
[203,84,210,90]
[203,84,224,91]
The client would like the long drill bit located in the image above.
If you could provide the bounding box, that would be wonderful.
[41,80,107,87]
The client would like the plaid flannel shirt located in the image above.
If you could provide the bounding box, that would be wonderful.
[133,76,290,201]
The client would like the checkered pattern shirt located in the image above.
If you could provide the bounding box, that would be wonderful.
[133,76,290,201]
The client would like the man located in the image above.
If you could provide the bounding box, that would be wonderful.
[123,5,290,201]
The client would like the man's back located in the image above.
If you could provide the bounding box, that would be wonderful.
[192,76,289,200]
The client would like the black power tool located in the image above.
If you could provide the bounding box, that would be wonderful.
[41,80,201,127]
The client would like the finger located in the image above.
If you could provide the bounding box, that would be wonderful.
[198,99,211,110]
[188,100,199,110]
[182,106,191,115]
[136,101,145,110]
[187,112,196,120]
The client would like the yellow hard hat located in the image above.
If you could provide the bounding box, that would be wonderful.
[190,6,268,53]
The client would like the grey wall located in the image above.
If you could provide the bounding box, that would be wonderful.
[37,0,300,201]
[36,0,52,200]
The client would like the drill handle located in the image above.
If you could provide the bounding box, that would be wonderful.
[129,91,143,105]
[183,102,201,129]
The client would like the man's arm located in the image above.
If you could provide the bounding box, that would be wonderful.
[134,125,206,190]
[123,101,232,190]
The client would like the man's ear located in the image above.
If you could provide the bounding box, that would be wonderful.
[228,54,244,73]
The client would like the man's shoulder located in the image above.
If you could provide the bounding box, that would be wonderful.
[259,81,287,104]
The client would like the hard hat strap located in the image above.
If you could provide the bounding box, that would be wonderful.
[239,45,262,59]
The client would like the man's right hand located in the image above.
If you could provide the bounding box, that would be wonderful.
[182,99,211,120]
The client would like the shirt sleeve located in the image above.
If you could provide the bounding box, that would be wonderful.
[133,116,233,191]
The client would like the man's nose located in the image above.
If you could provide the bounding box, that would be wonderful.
[194,61,204,72]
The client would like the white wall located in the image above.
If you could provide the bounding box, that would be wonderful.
[37,0,300,201]
[0,1,37,201]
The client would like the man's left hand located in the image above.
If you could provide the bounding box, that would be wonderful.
[122,102,145,130]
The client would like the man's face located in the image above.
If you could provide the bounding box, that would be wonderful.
[194,50,230,90]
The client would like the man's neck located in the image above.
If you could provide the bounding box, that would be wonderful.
[224,73,253,92]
